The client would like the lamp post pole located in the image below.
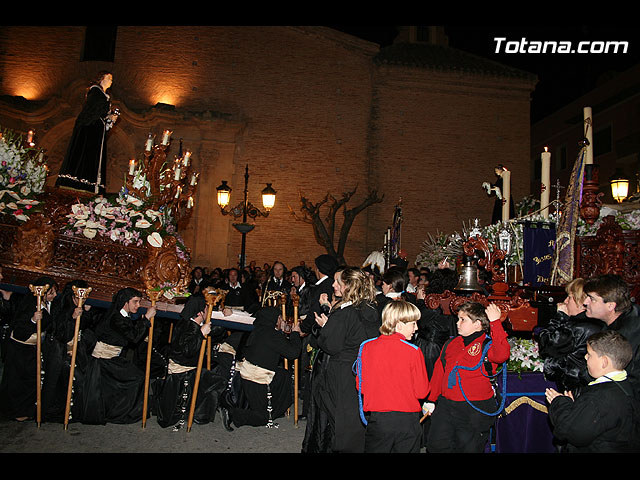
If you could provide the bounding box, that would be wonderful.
[239,165,250,271]
[217,165,276,272]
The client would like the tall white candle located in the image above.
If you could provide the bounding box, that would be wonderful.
[584,107,593,165]
[501,169,511,222]
[161,130,172,145]
[129,159,136,175]
[145,133,154,152]
[182,151,191,167]
[174,166,181,181]
[175,186,181,199]
[541,147,551,219]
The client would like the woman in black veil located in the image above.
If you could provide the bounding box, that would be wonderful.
[78,287,153,424]
[41,279,100,423]
[153,294,227,429]
[55,71,118,194]
[0,277,58,421]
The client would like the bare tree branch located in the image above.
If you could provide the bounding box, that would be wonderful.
[290,187,384,264]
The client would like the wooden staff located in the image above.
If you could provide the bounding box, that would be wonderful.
[64,286,91,430]
[142,288,162,428]
[292,293,299,426]
[280,294,289,372]
[29,283,49,428]
[187,288,225,432]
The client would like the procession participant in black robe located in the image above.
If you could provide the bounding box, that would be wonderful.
[154,294,227,429]
[302,267,377,453]
[287,265,316,321]
[220,306,302,430]
[78,287,154,425]
[41,280,100,423]
[55,71,118,194]
[375,267,414,318]
[0,266,18,362]
[301,254,339,334]
[0,277,57,421]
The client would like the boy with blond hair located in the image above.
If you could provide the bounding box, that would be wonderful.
[355,300,429,453]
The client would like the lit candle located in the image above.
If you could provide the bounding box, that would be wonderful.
[174,166,181,181]
[182,150,191,167]
[26,130,34,144]
[501,168,511,222]
[584,107,593,165]
[145,133,154,152]
[129,159,136,175]
[161,130,172,145]
[541,147,551,219]
[190,172,199,186]
[187,196,194,208]
[175,186,182,199]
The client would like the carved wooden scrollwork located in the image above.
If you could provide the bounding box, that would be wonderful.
[12,213,55,269]
[463,234,506,283]
[141,235,190,292]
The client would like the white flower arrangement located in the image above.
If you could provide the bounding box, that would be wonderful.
[507,337,544,374]
[62,189,189,263]
[0,126,48,223]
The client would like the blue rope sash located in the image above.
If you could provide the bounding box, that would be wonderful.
[448,339,507,416]
[353,338,376,426]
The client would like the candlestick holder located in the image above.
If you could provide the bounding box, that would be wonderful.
[125,131,200,229]
[580,164,603,225]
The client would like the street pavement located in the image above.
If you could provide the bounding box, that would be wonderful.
[0,410,307,454]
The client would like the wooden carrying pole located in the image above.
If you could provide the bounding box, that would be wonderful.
[29,283,49,428]
[187,288,225,432]
[142,289,162,428]
[292,293,299,426]
[63,286,92,430]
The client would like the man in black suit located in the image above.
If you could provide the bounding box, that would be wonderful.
[220,267,259,314]
[261,261,292,295]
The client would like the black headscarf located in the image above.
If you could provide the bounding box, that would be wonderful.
[252,306,280,330]
[106,287,142,318]
[315,254,339,277]
[180,294,207,322]
[52,279,89,317]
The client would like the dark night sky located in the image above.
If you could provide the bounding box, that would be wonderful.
[331,25,640,123]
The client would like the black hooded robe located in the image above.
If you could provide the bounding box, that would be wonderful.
[226,307,301,428]
[302,303,369,453]
[0,278,55,420]
[78,288,150,425]
[153,295,227,428]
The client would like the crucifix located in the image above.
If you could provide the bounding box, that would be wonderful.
[552,179,565,215]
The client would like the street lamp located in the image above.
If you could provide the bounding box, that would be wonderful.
[610,169,629,203]
[216,164,277,270]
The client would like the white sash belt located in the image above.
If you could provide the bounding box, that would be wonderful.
[91,341,122,359]
[238,359,275,385]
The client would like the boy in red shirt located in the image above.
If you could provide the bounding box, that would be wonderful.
[355,300,430,453]
[425,301,510,453]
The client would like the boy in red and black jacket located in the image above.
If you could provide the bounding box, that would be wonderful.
[355,300,430,453]
[425,301,510,453]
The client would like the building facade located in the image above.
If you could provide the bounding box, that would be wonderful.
[0,26,537,270]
